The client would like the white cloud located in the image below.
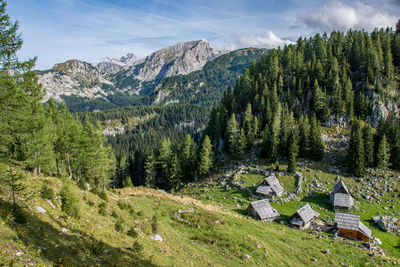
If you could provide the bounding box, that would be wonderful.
[300,1,398,32]
[231,30,295,50]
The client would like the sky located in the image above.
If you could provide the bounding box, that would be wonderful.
[8,0,400,70]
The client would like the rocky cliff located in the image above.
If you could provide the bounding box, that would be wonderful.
[38,40,227,102]
[126,40,226,81]
[96,53,137,74]
[38,60,115,102]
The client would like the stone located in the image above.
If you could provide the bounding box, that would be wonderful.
[242,254,251,260]
[35,206,47,214]
[311,258,317,262]
[47,200,56,209]
[61,227,68,234]
[322,249,330,254]
[150,234,163,242]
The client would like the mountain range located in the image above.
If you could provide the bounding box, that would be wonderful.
[37,40,228,106]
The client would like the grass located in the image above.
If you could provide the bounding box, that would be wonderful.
[0,166,399,266]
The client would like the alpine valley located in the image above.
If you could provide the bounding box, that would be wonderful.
[1,0,400,266]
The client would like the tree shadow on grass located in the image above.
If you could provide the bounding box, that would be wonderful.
[301,192,333,212]
[0,199,157,266]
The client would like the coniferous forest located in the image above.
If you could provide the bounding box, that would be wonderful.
[86,21,400,190]
[1,0,400,192]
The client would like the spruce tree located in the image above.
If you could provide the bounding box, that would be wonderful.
[242,103,254,147]
[198,135,213,177]
[363,125,374,167]
[309,115,324,161]
[225,113,239,155]
[144,152,156,188]
[377,134,390,169]
[287,133,299,173]
[347,120,365,177]
[178,134,197,181]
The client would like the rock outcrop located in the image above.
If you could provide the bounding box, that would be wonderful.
[37,40,227,102]
[38,60,114,102]
[96,53,137,74]
[125,40,226,82]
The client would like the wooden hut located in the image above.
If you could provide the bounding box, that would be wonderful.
[290,204,320,229]
[330,180,354,210]
[334,212,372,242]
[255,174,284,198]
[247,199,280,221]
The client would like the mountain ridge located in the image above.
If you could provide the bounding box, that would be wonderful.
[38,40,228,103]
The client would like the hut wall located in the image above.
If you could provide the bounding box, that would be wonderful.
[339,228,358,240]
[357,232,370,242]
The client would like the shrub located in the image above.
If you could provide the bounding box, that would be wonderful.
[127,227,138,238]
[60,183,80,218]
[78,179,87,190]
[98,202,107,216]
[115,218,125,233]
[91,239,106,256]
[87,200,95,207]
[132,241,143,254]
[111,210,118,218]
[98,190,108,202]
[151,215,159,234]
[41,185,55,200]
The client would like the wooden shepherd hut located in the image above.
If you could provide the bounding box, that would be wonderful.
[330,180,354,210]
[289,204,320,229]
[247,199,280,221]
[334,212,372,242]
[255,174,284,198]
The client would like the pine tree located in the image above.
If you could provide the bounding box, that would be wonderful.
[363,125,374,167]
[1,167,26,213]
[377,134,390,169]
[144,152,156,188]
[298,116,310,158]
[268,103,281,162]
[287,133,299,173]
[178,134,197,182]
[309,115,324,161]
[242,103,254,147]
[347,120,365,177]
[198,135,213,177]
[238,128,247,154]
[156,138,173,189]
[225,113,239,155]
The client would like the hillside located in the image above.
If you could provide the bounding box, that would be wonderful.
[0,166,398,266]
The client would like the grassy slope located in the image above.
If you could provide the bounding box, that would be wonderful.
[0,170,398,266]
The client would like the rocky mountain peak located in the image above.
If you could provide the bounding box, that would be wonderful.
[96,53,137,74]
[129,39,227,81]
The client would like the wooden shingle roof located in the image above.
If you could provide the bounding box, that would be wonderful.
[334,212,372,238]
[249,199,280,220]
[255,185,273,195]
[332,180,350,195]
[332,193,354,208]
[294,204,320,224]
[263,175,284,195]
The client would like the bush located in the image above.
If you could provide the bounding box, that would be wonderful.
[111,210,118,218]
[151,216,159,234]
[60,183,80,218]
[91,187,108,202]
[40,185,55,200]
[98,202,107,216]
[115,218,125,233]
[78,179,87,190]
[127,227,138,238]
[132,241,143,254]
[87,200,95,207]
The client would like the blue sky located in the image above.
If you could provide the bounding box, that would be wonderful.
[8,0,400,70]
